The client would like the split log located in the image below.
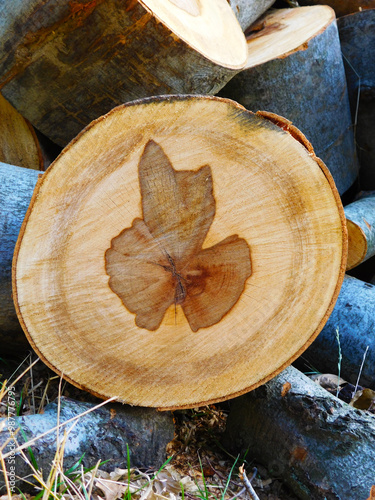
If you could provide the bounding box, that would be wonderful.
[229,0,276,32]
[0,0,247,147]
[0,396,174,492]
[301,275,375,388]
[337,9,375,189]
[0,162,40,355]
[344,194,375,269]
[219,6,359,195]
[223,365,375,500]
[297,0,375,17]
[0,93,43,170]
[12,95,346,409]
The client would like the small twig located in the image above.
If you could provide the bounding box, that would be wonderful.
[335,327,342,398]
[239,465,260,500]
[353,345,370,398]
[2,357,40,400]
[227,486,247,500]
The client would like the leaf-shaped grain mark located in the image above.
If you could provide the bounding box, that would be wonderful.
[105,140,252,331]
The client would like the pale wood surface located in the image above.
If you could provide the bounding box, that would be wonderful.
[13,96,346,409]
[219,6,359,195]
[0,0,246,146]
[0,93,43,170]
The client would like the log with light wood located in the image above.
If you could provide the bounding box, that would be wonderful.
[297,0,375,17]
[223,365,375,500]
[344,194,375,269]
[228,0,276,32]
[0,93,43,170]
[300,274,375,388]
[219,6,359,195]
[0,0,247,147]
[338,9,375,189]
[0,162,40,355]
[12,95,346,409]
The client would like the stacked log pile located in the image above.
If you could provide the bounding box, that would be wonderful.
[0,1,375,498]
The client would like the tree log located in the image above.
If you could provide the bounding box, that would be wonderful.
[0,0,247,147]
[337,9,375,189]
[229,0,276,32]
[12,95,346,409]
[219,6,359,195]
[0,93,43,170]
[223,365,375,500]
[301,275,375,388]
[297,0,375,17]
[344,194,375,269]
[0,396,174,492]
[0,162,40,355]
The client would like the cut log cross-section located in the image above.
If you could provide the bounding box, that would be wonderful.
[219,6,359,195]
[0,0,247,146]
[0,93,43,170]
[345,193,375,270]
[13,96,347,409]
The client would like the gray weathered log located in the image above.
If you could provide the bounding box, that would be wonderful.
[302,275,375,388]
[298,0,375,18]
[344,193,375,269]
[338,9,375,189]
[229,0,275,32]
[0,0,246,147]
[0,397,174,492]
[219,8,359,195]
[0,162,40,355]
[223,365,375,500]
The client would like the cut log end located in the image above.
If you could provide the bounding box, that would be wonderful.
[346,218,367,270]
[244,5,335,69]
[0,93,43,170]
[141,0,247,69]
[12,96,346,409]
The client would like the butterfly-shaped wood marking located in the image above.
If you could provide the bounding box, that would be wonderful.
[105,140,252,332]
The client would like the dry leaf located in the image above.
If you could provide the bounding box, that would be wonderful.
[350,388,375,411]
[367,485,375,499]
[310,373,346,392]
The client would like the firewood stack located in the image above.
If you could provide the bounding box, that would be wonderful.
[1,1,375,497]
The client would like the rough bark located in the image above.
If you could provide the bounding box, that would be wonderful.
[301,275,375,389]
[0,0,246,146]
[338,9,375,189]
[12,95,346,409]
[223,365,375,500]
[0,93,43,170]
[344,194,375,269]
[219,6,359,195]
[0,396,174,492]
[298,0,375,18]
[0,162,40,355]
[229,0,275,31]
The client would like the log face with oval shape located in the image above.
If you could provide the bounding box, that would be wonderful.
[105,140,252,332]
